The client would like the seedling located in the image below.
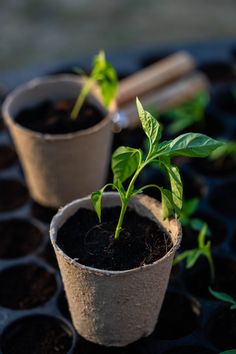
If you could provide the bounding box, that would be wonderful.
[173,224,215,282]
[209,287,236,310]
[161,91,209,135]
[71,51,118,119]
[91,98,223,240]
[180,198,211,234]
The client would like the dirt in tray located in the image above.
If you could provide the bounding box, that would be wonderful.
[1,315,73,354]
[15,99,105,134]
[57,207,173,271]
[0,264,57,309]
[0,219,43,259]
[207,307,236,350]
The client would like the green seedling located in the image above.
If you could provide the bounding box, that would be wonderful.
[220,350,236,354]
[209,287,236,310]
[173,224,215,282]
[71,50,118,119]
[162,92,209,135]
[91,98,223,240]
[180,198,211,235]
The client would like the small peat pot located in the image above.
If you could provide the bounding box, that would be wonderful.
[2,75,116,208]
[50,192,181,347]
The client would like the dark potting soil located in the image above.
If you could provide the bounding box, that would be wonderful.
[0,179,29,212]
[1,315,73,354]
[0,219,43,259]
[57,207,173,271]
[15,99,105,134]
[207,307,236,349]
[154,292,200,339]
[0,264,57,309]
[0,145,17,170]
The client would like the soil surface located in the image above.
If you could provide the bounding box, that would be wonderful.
[0,264,57,309]
[1,315,73,354]
[184,257,236,299]
[15,99,105,134]
[154,292,200,339]
[207,307,236,350]
[57,207,173,271]
[0,219,43,259]
[0,145,17,170]
[0,179,29,212]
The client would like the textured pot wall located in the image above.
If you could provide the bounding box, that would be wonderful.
[2,75,115,208]
[50,193,182,346]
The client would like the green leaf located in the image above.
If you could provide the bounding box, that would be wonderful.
[210,141,236,160]
[220,350,236,354]
[91,183,117,222]
[159,188,174,219]
[181,198,199,217]
[190,218,205,232]
[167,165,183,215]
[231,305,236,310]
[173,250,192,266]
[91,51,118,107]
[163,92,209,134]
[209,287,236,306]
[112,146,141,184]
[93,51,118,105]
[157,133,224,158]
[198,223,208,248]
[186,249,202,268]
[136,98,161,147]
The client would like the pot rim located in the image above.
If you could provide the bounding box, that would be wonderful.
[50,192,182,277]
[2,74,116,141]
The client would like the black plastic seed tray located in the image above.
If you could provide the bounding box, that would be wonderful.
[0,39,236,354]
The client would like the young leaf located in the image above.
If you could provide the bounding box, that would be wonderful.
[136,98,161,147]
[186,249,202,268]
[71,50,118,119]
[157,133,224,158]
[159,188,174,219]
[91,183,118,222]
[181,198,199,217]
[219,350,236,354]
[209,287,236,307]
[91,51,118,107]
[112,146,142,184]
[167,165,183,215]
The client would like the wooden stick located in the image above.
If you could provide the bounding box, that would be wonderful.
[117,51,195,106]
[114,72,209,130]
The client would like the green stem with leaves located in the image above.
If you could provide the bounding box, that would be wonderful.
[70,79,94,120]
[91,98,224,241]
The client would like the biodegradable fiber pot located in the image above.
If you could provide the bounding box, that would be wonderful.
[2,75,116,208]
[50,192,182,347]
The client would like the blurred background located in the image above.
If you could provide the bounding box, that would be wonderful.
[1,0,236,73]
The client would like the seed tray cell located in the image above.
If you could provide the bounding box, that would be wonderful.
[0,39,236,353]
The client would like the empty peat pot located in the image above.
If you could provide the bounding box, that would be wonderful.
[2,75,116,208]
[50,192,182,347]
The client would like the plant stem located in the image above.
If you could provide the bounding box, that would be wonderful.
[70,79,94,120]
[207,253,215,283]
[114,157,153,240]
[114,200,128,240]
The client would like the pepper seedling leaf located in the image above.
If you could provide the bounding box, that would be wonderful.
[91,183,118,222]
[136,97,161,148]
[91,50,118,107]
[209,287,236,308]
[112,146,142,185]
[157,133,223,158]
